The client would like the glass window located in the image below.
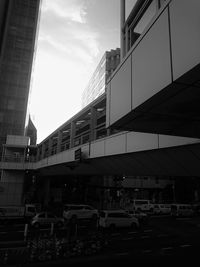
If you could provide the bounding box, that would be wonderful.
[134,0,157,34]
[27,207,35,213]
[7,99,15,110]
[129,0,157,48]
[159,0,167,8]
[47,213,56,218]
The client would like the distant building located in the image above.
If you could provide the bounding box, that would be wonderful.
[82,48,120,108]
[25,115,37,145]
[0,0,41,156]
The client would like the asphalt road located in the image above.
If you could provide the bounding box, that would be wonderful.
[1,215,200,265]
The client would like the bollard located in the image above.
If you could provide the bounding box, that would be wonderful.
[24,224,28,241]
[3,250,8,264]
[50,223,54,236]
[74,223,78,240]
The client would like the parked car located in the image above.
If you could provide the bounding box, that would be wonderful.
[99,210,139,229]
[31,211,64,228]
[171,204,194,218]
[63,204,99,222]
[192,203,200,216]
[131,199,154,213]
[126,210,149,225]
[153,204,171,215]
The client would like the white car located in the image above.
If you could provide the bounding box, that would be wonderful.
[131,199,154,213]
[99,210,139,229]
[171,204,194,217]
[153,204,171,215]
[63,204,99,222]
[31,212,64,228]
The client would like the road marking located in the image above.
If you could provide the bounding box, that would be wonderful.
[111,233,120,236]
[0,246,26,251]
[157,234,168,237]
[180,244,192,248]
[141,235,150,239]
[0,232,7,234]
[122,237,134,241]
[143,250,152,253]
[162,247,173,250]
[144,229,152,232]
[115,252,129,256]
[128,231,137,234]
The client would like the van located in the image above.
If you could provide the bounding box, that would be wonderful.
[99,210,139,229]
[131,199,154,213]
[153,204,171,215]
[171,204,194,217]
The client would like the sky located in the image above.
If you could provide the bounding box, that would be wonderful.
[29,0,136,143]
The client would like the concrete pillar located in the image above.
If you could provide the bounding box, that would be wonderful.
[70,121,76,148]
[57,130,62,153]
[48,138,53,156]
[120,0,126,60]
[41,143,45,159]
[90,107,97,141]
[43,178,50,207]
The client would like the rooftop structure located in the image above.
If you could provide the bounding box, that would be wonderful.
[81,48,120,108]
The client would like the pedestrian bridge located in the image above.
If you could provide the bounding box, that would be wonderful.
[35,131,200,177]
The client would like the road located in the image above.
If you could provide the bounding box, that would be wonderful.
[1,215,200,265]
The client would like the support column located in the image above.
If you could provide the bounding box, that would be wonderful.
[90,107,97,141]
[43,178,50,208]
[57,130,62,153]
[70,121,76,148]
[120,0,126,60]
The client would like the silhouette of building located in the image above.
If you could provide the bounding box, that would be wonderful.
[0,0,41,156]
[25,115,37,145]
[0,0,41,205]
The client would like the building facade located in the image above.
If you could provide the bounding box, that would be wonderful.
[81,48,120,108]
[0,0,41,205]
[0,0,41,157]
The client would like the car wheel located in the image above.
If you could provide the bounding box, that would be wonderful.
[131,222,138,229]
[109,224,116,230]
[70,215,77,224]
[91,214,98,220]
[33,222,40,229]
[57,221,63,228]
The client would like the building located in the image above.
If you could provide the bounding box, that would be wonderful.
[81,48,120,108]
[107,0,200,139]
[1,0,200,208]
[0,0,41,157]
[0,0,41,205]
[25,115,37,145]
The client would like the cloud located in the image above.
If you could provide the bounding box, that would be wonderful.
[42,0,87,24]
[37,0,100,65]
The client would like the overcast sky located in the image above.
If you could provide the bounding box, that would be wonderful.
[30,0,136,143]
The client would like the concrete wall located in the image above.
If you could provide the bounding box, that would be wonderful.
[107,0,200,127]
[0,170,24,205]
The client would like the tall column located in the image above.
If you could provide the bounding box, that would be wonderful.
[120,0,125,60]
[43,178,50,208]
[57,130,62,153]
[90,107,97,141]
[70,121,76,148]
